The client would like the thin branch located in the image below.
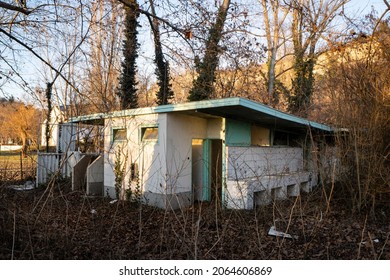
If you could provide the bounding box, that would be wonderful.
[0,26,81,95]
[117,0,196,57]
[117,0,188,36]
[0,0,31,15]
[0,53,36,96]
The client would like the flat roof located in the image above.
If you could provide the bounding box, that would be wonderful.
[69,97,333,132]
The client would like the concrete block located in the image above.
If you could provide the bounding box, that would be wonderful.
[287,183,300,197]
[300,181,311,193]
[86,155,104,196]
[272,186,287,200]
[253,189,271,206]
[225,180,248,209]
[88,182,103,196]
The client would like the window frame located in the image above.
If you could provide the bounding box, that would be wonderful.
[140,124,159,143]
[112,127,127,142]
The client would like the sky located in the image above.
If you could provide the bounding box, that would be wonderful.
[348,0,387,13]
[1,0,388,104]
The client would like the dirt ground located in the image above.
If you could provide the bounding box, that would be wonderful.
[0,180,389,260]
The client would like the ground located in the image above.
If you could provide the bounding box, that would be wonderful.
[0,180,389,260]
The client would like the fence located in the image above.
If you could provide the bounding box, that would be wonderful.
[0,151,37,182]
[36,153,63,185]
[36,151,83,185]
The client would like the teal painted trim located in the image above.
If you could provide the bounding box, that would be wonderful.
[202,139,211,201]
[221,139,226,208]
[155,98,241,113]
[70,98,242,123]
[225,119,251,146]
[238,98,333,132]
[70,97,333,133]
[69,112,106,124]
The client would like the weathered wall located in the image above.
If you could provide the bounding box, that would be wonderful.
[226,146,304,180]
[165,113,208,195]
[72,154,95,191]
[36,153,64,185]
[57,123,76,153]
[86,155,104,196]
[103,112,225,208]
[165,114,224,206]
[104,113,164,199]
[225,146,315,209]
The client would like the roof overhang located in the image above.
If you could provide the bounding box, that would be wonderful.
[69,97,333,133]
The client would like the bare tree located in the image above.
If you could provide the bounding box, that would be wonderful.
[86,0,123,113]
[0,1,88,103]
[261,0,289,105]
[288,0,347,116]
[0,1,31,15]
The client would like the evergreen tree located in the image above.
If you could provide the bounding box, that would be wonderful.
[117,1,139,109]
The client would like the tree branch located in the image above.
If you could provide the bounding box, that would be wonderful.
[117,0,196,55]
[0,27,81,95]
[0,1,31,15]
[117,0,185,35]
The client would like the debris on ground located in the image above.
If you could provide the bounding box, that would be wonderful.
[268,226,298,240]
[8,180,35,191]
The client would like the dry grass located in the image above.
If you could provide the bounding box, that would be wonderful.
[0,180,389,260]
[0,151,37,182]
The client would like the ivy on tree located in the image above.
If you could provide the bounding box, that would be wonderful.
[188,0,231,101]
[117,1,140,109]
[146,1,174,106]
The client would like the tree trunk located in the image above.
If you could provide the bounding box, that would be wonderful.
[188,0,231,101]
[118,0,139,109]
[148,0,174,105]
[288,0,347,116]
[21,131,28,158]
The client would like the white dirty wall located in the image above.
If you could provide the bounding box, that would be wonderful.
[227,147,304,180]
[164,114,224,208]
[86,155,104,196]
[225,146,314,209]
[103,111,225,209]
[104,113,165,200]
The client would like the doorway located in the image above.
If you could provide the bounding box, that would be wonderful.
[209,139,223,204]
[192,139,223,204]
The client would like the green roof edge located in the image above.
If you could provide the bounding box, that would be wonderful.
[69,97,333,132]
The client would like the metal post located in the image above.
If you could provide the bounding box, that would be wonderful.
[20,150,23,180]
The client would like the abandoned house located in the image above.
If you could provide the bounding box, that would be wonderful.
[36,97,336,210]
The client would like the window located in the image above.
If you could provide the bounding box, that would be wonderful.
[251,125,270,146]
[273,130,289,146]
[141,126,158,141]
[272,130,301,147]
[113,128,127,142]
